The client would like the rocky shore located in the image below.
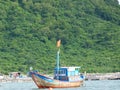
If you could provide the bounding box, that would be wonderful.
[85,72,120,80]
[0,75,32,83]
[0,72,120,82]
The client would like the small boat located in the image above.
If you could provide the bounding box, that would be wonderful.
[31,40,85,88]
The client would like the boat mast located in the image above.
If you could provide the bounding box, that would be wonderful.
[56,48,60,72]
[56,40,61,79]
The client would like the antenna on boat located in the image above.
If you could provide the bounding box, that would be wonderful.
[56,40,61,80]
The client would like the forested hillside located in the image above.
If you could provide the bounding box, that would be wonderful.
[0,0,120,74]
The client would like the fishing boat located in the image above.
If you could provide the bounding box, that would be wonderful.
[31,40,85,88]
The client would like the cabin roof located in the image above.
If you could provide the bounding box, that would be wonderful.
[54,67,80,71]
[61,67,80,69]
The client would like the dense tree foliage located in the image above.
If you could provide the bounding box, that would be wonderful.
[0,0,120,74]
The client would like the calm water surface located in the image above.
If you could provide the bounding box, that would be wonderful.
[0,80,119,90]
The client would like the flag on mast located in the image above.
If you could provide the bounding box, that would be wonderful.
[57,40,61,47]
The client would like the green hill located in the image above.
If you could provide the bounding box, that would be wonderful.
[0,0,120,74]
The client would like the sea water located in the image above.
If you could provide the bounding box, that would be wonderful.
[0,80,119,90]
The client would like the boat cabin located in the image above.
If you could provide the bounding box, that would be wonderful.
[54,67,81,81]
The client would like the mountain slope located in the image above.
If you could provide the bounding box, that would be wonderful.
[0,0,120,74]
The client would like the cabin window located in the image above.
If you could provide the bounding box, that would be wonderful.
[71,71,75,76]
[68,71,75,76]
[75,68,79,75]
[75,71,79,75]
[59,70,64,74]
[55,70,65,74]
[68,72,70,76]
[75,68,79,70]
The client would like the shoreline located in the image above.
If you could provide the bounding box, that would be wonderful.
[85,72,120,80]
[0,76,32,83]
[0,72,120,82]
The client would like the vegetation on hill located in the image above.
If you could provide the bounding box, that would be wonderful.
[0,0,120,74]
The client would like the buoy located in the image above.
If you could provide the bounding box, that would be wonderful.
[49,87,53,90]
